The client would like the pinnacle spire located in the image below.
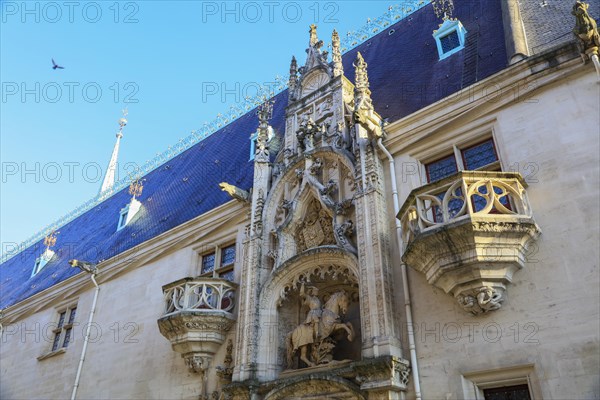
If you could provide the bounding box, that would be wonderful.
[255,100,274,162]
[332,29,343,77]
[288,56,298,101]
[99,109,128,197]
[354,52,371,97]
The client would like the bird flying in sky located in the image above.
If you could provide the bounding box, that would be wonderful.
[51,59,64,70]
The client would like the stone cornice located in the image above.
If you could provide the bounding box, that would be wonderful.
[2,200,247,324]
[383,42,588,155]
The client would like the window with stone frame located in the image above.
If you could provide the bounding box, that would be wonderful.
[424,137,507,221]
[199,243,236,282]
[461,365,539,400]
[51,305,77,352]
[483,384,532,400]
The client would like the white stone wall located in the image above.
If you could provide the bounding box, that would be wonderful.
[0,237,239,399]
[388,67,600,399]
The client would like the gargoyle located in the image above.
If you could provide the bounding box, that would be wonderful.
[219,182,250,203]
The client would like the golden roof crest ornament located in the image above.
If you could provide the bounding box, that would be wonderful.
[432,0,454,21]
[129,178,145,200]
[43,230,59,250]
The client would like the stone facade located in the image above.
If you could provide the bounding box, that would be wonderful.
[1,3,599,400]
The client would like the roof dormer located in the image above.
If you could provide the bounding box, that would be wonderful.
[32,231,58,277]
[117,179,144,231]
[432,0,467,60]
[31,248,55,277]
[433,18,468,60]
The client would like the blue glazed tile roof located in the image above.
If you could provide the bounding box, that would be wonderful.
[0,1,507,309]
[0,94,288,309]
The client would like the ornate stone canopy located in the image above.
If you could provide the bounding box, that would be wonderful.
[261,247,359,308]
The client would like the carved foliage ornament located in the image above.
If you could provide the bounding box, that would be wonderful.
[277,262,358,306]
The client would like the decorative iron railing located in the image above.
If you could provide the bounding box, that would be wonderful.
[162,278,237,315]
[399,171,533,246]
[2,1,431,263]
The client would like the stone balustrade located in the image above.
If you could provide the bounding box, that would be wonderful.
[162,277,236,315]
[157,277,237,373]
[399,171,533,247]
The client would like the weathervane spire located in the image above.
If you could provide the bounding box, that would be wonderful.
[99,109,128,197]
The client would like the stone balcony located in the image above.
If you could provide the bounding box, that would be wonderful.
[157,277,237,373]
[398,171,541,315]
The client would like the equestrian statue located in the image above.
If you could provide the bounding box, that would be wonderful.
[286,283,355,368]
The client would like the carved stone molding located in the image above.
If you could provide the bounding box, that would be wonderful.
[261,247,358,308]
[216,339,234,382]
[264,376,365,400]
[226,356,409,399]
[354,356,411,393]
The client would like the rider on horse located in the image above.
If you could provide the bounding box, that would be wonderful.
[300,283,322,342]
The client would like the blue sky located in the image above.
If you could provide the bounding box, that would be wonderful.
[1,1,423,252]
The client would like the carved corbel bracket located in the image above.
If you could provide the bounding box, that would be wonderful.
[184,353,211,374]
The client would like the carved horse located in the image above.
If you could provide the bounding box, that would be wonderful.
[286,290,355,368]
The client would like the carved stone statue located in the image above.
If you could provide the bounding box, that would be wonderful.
[573,1,600,61]
[286,285,355,368]
[300,284,322,342]
[296,117,319,152]
[334,220,357,255]
[219,182,250,203]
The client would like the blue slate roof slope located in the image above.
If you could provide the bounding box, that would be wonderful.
[0,92,288,309]
[1,1,507,309]
[344,1,507,121]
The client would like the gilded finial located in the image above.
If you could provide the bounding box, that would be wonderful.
[43,230,59,250]
[129,178,145,199]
